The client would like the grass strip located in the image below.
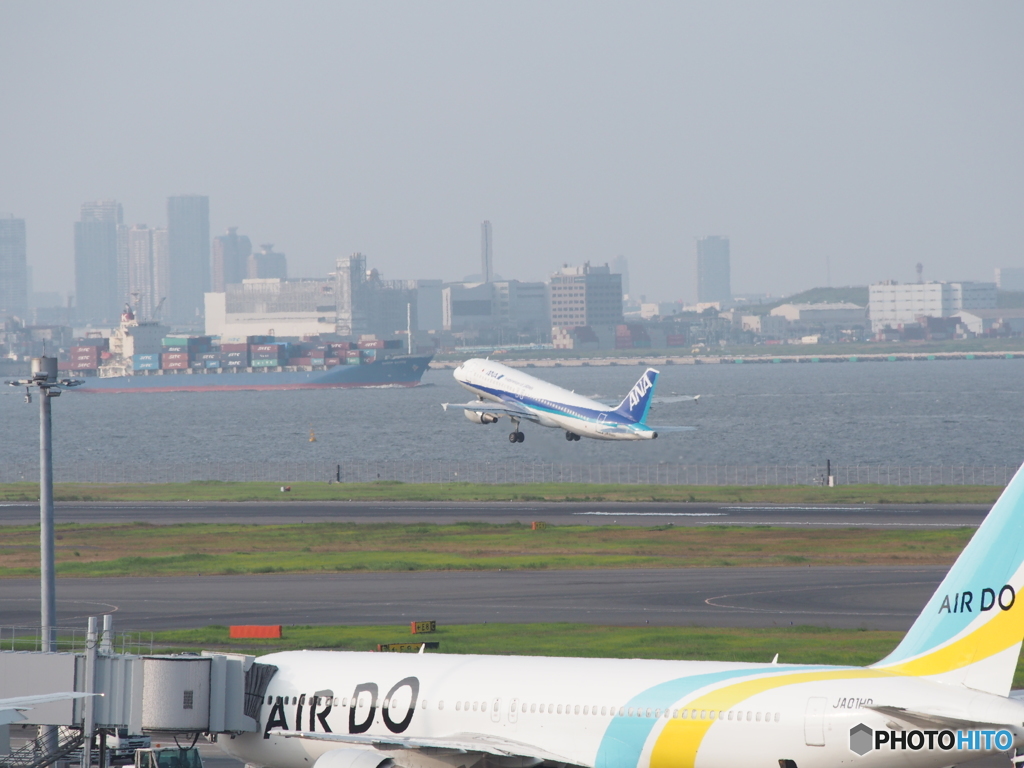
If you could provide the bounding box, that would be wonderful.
[0,481,1001,504]
[141,623,1024,689]
[0,522,973,578]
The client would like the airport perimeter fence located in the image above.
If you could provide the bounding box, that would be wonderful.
[0,461,1016,486]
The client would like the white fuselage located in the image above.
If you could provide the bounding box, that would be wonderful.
[220,650,1024,768]
[453,359,656,440]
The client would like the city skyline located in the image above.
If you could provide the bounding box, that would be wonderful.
[2,4,1023,303]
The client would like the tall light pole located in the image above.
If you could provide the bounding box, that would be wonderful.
[6,357,81,652]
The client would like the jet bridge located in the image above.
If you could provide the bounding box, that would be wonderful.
[0,617,277,768]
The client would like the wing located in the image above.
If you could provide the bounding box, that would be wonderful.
[275,729,579,766]
[0,692,96,726]
[441,401,538,422]
[866,705,1009,731]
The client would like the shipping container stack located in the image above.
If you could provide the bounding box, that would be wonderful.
[160,336,212,371]
[250,343,286,368]
[68,344,101,371]
[220,342,250,368]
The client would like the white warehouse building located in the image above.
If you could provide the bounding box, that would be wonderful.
[769,302,867,325]
[868,281,996,332]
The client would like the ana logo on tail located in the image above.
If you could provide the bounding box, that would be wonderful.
[628,374,652,409]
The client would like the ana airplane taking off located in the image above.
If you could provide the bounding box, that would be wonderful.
[220,462,1024,768]
[441,358,696,442]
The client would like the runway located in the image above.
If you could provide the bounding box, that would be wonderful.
[0,500,990,528]
[0,566,944,632]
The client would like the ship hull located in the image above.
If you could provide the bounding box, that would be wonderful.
[72,355,433,393]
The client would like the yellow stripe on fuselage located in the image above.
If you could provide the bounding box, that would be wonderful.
[649,668,888,768]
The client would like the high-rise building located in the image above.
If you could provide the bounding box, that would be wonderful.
[212,227,252,291]
[334,253,416,338]
[152,228,169,319]
[248,244,287,280]
[549,262,622,327]
[123,225,170,321]
[481,221,493,283]
[167,194,210,324]
[127,225,153,319]
[610,254,630,297]
[696,236,731,304]
[0,215,28,320]
[74,200,123,323]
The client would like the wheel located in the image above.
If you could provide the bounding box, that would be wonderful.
[565,431,575,441]
[573,433,582,441]
[509,431,519,443]
[516,431,525,443]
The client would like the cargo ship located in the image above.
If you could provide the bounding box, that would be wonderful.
[61,310,432,393]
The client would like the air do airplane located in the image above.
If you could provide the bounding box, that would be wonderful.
[220,464,1024,768]
[441,359,696,442]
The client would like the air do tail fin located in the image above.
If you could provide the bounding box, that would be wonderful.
[613,368,659,424]
[871,462,1024,695]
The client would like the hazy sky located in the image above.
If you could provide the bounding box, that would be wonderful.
[2,2,1022,303]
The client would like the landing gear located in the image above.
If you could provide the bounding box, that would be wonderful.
[565,431,581,441]
[509,430,525,443]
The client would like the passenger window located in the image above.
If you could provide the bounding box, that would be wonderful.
[627,708,634,717]
[756,712,761,722]
[700,711,707,720]
[709,711,715,720]
[583,706,589,715]
[646,708,652,718]
[601,707,607,716]
[654,709,660,718]
[266,696,272,705]
[522,703,527,713]
[456,702,462,711]
[681,710,688,719]
[531,704,536,713]
[557,705,563,714]
[421,701,427,709]
[473,702,479,712]
[574,705,580,715]
[439,701,444,710]
[774,713,780,722]
[727,711,733,721]
[691,710,698,719]
[747,711,752,721]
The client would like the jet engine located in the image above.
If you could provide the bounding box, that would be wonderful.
[313,749,394,768]
[465,410,499,425]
